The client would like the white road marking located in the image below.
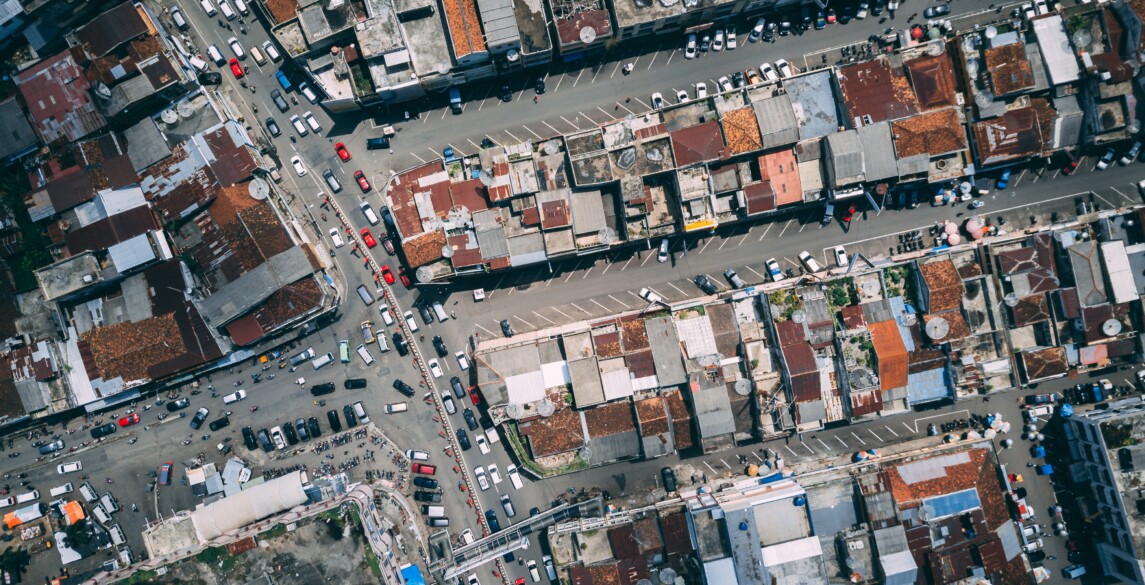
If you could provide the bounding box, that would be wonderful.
[885,425,899,437]
[902,422,915,434]
[758,222,774,241]
[476,323,496,336]
[569,303,591,315]
[551,307,572,319]
[699,238,713,254]
[504,130,523,142]
[543,121,562,134]
[609,294,630,309]
[868,428,883,442]
[744,266,765,280]
[667,282,688,296]
[816,438,830,451]
[575,67,588,87]
[532,311,555,325]
[621,256,635,270]
[851,431,866,446]
[560,115,580,130]
[784,445,798,456]
[703,460,717,473]
[836,436,848,448]
[522,125,542,139]
[510,315,533,329]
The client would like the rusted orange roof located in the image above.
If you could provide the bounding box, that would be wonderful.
[443,0,487,58]
[891,108,967,158]
[869,320,908,390]
[721,107,762,155]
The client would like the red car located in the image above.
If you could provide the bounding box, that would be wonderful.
[469,385,482,406]
[228,58,244,79]
[354,170,371,193]
[361,228,377,248]
[1062,158,1080,175]
[411,463,436,475]
[334,142,351,162]
[118,413,140,427]
[398,267,412,288]
[381,265,396,285]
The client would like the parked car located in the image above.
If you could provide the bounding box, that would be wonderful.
[651,92,664,109]
[775,59,794,78]
[693,274,717,294]
[712,29,725,51]
[749,18,766,42]
[500,319,514,337]
[834,246,848,267]
[798,251,822,273]
[923,4,950,16]
[760,62,778,81]
[996,169,1011,189]
[684,34,697,59]
[695,82,708,99]
[765,258,784,282]
[1120,141,1141,165]
[723,268,746,288]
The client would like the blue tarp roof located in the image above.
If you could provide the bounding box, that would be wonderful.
[401,564,427,585]
[923,488,981,519]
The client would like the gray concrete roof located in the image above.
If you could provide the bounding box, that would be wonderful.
[196,246,313,326]
[754,93,801,149]
[784,71,840,141]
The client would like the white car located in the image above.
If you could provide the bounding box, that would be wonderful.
[261,40,282,62]
[695,82,708,99]
[760,62,778,81]
[716,76,733,93]
[57,461,82,474]
[227,36,244,59]
[798,250,822,272]
[303,111,321,133]
[378,303,395,326]
[725,30,737,50]
[468,575,481,585]
[474,466,490,490]
[775,59,794,78]
[651,92,664,109]
[290,155,307,175]
[639,287,663,304]
[834,246,847,267]
[675,89,690,104]
[488,463,502,484]
[289,115,308,136]
[475,434,490,455]
[749,18,766,42]
[428,359,443,378]
[403,310,419,332]
[684,34,697,59]
[1033,0,1049,14]
[456,351,470,370]
[0,496,15,508]
[329,228,344,248]
[1021,2,1035,18]
[765,258,784,282]
[506,464,523,489]
[712,29,725,51]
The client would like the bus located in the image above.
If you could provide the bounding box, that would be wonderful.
[338,340,350,363]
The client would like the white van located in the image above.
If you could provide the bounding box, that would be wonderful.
[360,202,379,226]
[188,56,208,72]
[207,45,225,66]
[422,505,445,517]
[405,449,430,461]
[200,0,217,16]
[249,46,267,66]
[312,352,334,370]
[299,83,319,104]
[223,389,247,404]
[109,524,126,546]
[356,343,375,366]
[100,493,119,513]
[79,482,98,503]
[262,41,282,62]
[376,333,390,353]
[432,301,449,322]
[15,490,39,504]
[353,401,371,424]
[171,7,189,30]
[233,0,249,14]
[49,483,74,497]
[218,0,235,19]
[92,503,112,525]
[1025,405,1053,420]
[383,402,408,413]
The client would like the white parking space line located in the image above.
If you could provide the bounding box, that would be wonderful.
[778,219,795,237]
[758,222,774,242]
[667,282,689,296]
[504,130,523,142]
[1110,186,1129,202]
[467,138,481,150]
[582,264,595,279]
[744,266,765,280]
[560,115,580,130]
[851,431,866,445]
[609,294,630,309]
[410,152,427,164]
[703,274,724,289]
[703,460,717,473]
[665,48,678,65]
[519,125,540,139]
[575,67,588,87]
[720,458,731,468]
[600,261,613,275]
[645,45,664,69]
[569,302,591,315]
[801,442,814,454]
[1093,191,1118,209]
[532,311,555,325]
[596,106,617,120]
[884,425,899,438]
[634,98,651,110]
[902,422,915,434]
[784,445,798,456]
[628,290,644,302]
[542,121,562,135]
[737,233,751,247]
[553,73,567,93]
[551,307,572,320]
[868,428,883,442]
[578,111,601,125]
[621,256,635,270]
[640,252,655,267]
[717,237,732,251]
[475,323,497,337]
[753,451,764,462]
[816,438,830,451]
[699,238,714,254]
[836,436,848,448]
[426,147,440,159]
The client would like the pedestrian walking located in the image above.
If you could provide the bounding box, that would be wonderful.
[533,95,538,103]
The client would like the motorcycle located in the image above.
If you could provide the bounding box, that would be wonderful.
[622,63,634,75]
[249,406,259,412]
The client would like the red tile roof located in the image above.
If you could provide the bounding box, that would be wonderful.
[663,390,693,449]
[584,401,636,437]
[404,229,447,269]
[841,305,866,329]
[556,9,611,47]
[518,407,586,457]
[742,182,776,215]
[670,121,725,167]
[837,58,920,124]
[721,107,763,155]
[918,259,964,313]
[15,49,107,144]
[443,0,487,58]
[758,149,802,207]
[972,108,1043,165]
[891,108,967,158]
[869,320,908,390]
[634,396,669,437]
[1011,294,1050,327]
[202,123,259,186]
[388,161,444,238]
[984,43,1034,96]
[904,53,960,110]
[782,342,817,375]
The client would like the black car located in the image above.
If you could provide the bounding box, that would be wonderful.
[393,379,415,397]
[1027,550,1046,563]
[271,89,289,112]
[732,71,747,88]
[344,378,367,389]
[307,416,321,438]
[343,405,358,428]
[485,509,501,532]
[327,410,343,433]
[197,71,222,85]
[417,304,433,325]
[242,426,258,450]
[456,428,472,450]
[450,376,466,399]
[432,336,448,357]
[393,332,409,356]
[500,85,512,102]
[265,117,281,137]
[166,398,190,412]
[694,274,717,294]
[535,78,546,94]
[282,421,299,444]
[463,408,479,431]
[294,418,309,441]
[311,382,335,396]
[871,1,884,15]
[922,4,947,16]
[91,423,117,439]
[381,207,395,230]
[190,408,209,430]
[413,490,441,503]
[208,416,230,431]
[413,477,438,489]
[500,319,514,337]
[257,428,274,452]
[661,467,678,492]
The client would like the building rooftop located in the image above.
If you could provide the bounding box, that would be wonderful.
[904,52,959,111]
[918,258,964,313]
[721,107,762,155]
[518,407,586,457]
[297,0,360,44]
[890,108,967,158]
[971,107,1044,164]
[553,0,611,48]
[1019,346,1068,381]
[753,93,801,149]
[1066,240,1109,307]
[671,121,725,167]
[1032,15,1081,86]
[475,0,518,49]
[15,49,107,144]
[870,319,908,390]
[1011,294,1050,327]
[512,0,551,56]
[784,70,839,141]
[0,96,40,163]
[443,0,487,59]
[836,57,920,124]
[984,42,1035,96]
[73,1,149,58]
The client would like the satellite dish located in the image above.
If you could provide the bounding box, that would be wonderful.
[965,58,979,76]
[599,227,617,245]
[176,102,195,118]
[792,310,806,323]
[505,403,524,419]
[506,49,520,62]
[447,205,471,224]
[414,266,432,284]
[161,109,179,124]
[441,245,454,258]
[646,147,664,162]
[734,379,751,396]
[659,569,678,584]
[657,0,679,5]
[918,504,937,521]
[537,399,554,417]
[579,26,597,44]
[1072,29,1092,49]
[903,314,918,326]
[926,317,950,340]
[248,178,269,200]
[984,25,998,38]
[579,446,592,461]
[616,148,637,169]
[927,40,944,55]
[1004,293,1019,307]
[543,140,560,155]
[1102,319,1122,336]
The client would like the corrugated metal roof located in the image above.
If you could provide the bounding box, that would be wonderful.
[1032,16,1081,86]
[857,122,899,182]
[570,190,607,235]
[1100,240,1136,304]
[477,227,510,259]
[754,94,800,149]
[827,130,866,185]
[785,70,840,141]
[645,315,687,386]
[108,232,158,272]
[475,0,519,47]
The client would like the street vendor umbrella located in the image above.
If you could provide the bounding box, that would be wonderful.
[1060,403,1074,417]
[945,222,959,235]
[984,428,997,439]
[928,27,942,39]
[947,233,961,245]
[911,25,924,39]
[959,181,972,194]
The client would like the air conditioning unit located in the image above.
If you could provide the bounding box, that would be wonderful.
[82,273,98,284]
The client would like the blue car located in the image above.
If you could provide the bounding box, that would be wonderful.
[996,169,1011,189]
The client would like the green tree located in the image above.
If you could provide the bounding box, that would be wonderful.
[0,547,31,575]
[63,519,91,548]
